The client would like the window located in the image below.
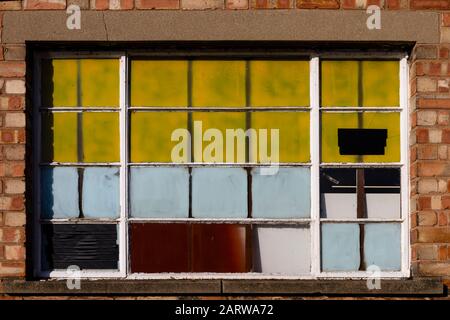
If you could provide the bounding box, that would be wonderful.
[33,51,409,278]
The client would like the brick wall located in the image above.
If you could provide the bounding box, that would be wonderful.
[0,0,449,284]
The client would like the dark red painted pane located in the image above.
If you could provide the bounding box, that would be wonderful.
[130,223,189,273]
[192,224,250,273]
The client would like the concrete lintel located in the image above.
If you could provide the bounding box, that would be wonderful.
[3,10,439,44]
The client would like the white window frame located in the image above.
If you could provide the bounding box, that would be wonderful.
[32,50,410,280]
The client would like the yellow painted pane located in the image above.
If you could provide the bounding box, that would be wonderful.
[192,112,246,163]
[42,112,78,162]
[321,112,400,163]
[192,61,246,107]
[80,59,119,107]
[251,112,310,163]
[362,61,399,107]
[42,59,78,107]
[250,61,309,107]
[82,112,120,162]
[131,60,188,107]
[130,112,188,162]
[321,61,359,107]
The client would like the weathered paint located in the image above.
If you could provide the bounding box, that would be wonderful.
[192,60,246,107]
[253,226,310,274]
[42,112,78,162]
[131,60,188,107]
[364,223,401,271]
[129,167,189,218]
[250,60,310,107]
[321,60,399,107]
[191,167,247,218]
[131,111,188,162]
[82,112,120,162]
[321,223,360,271]
[251,111,310,163]
[321,112,400,163]
[41,167,79,219]
[82,167,120,218]
[251,168,310,218]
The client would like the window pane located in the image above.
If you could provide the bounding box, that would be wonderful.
[253,226,310,274]
[250,60,309,107]
[42,224,119,270]
[362,61,399,107]
[252,167,310,218]
[42,112,78,163]
[130,167,189,218]
[364,223,401,271]
[130,111,188,162]
[321,60,399,107]
[321,61,359,107]
[321,112,400,163]
[192,60,246,107]
[251,111,310,163]
[192,224,249,273]
[192,168,247,218]
[192,112,246,163]
[41,59,119,107]
[82,112,120,162]
[320,168,400,219]
[41,167,79,219]
[82,167,120,219]
[80,59,119,107]
[130,223,190,273]
[130,60,188,107]
[42,59,78,107]
[321,223,360,271]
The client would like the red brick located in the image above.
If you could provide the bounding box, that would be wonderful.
[24,0,66,9]
[418,196,431,210]
[442,196,450,210]
[418,262,450,276]
[1,228,24,243]
[440,46,449,59]
[386,0,401,9]
[10,196,24,211]
[0,129,15,143]
[418,98,450,109]
[91,0,109,9]
[438,245,447,260]
[4,245,25,260]
[416,128,429,143]
[418,162,449,177]
[296,0,339,8]
[418,145,438,160]
[442,128,450,143]
[136,0,179,9]
[444,13,450,27]
[8,96,25,110]
[410,0,450,9]
[0,1,22,10]
[0,261,25,277]
[0,62,25,77]
[418,227,450,243]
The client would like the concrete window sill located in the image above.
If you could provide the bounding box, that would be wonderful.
[0,278,444,296]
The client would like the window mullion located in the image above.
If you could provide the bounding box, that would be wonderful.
[310,56,321,277]
[119,54,129,277]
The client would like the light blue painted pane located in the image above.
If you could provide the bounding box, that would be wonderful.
[130,167,189,218]
[192,167,247,218]
[82,167,120,218]
[40,167,79,219]
[251,168,310,218]
[321,223,360,271]
[364,223,401,271]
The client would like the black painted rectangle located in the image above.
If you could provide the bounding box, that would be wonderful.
[338,129,387,155]
[42,224,119,270]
